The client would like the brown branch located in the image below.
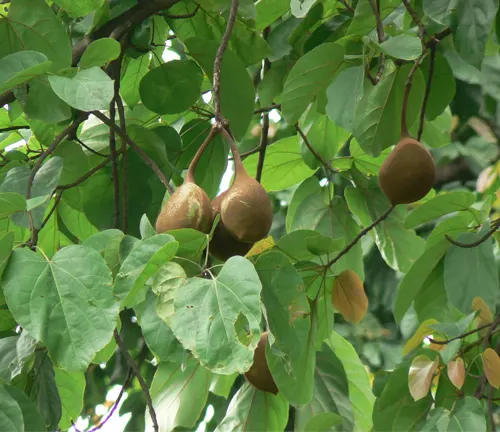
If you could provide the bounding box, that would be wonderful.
[115,86,129,234]
[113,329,158,432]
[87,368,133,432]
[402,0,430,43]
[254,103,281,114]
[91,111,174,194]
[109,99,120,229]
[57,154,118,190]
[213,0,239,122]
[401,53,426,137]
[164,3,200,18]
[368,0,385,43]
[427,322,494,345]
[417,44,436,140]
[73,137,107,157]
[26,113,88,247]
[295,124,336,174]
[326,205,395,268]
[446,220,500,248]
[0,125,29,133]
[256,113,269,183]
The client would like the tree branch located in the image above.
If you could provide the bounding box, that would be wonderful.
[326,205,395,268]
[295,124,336,175]
[213,0,239,122]
[427,322,494,345]
[401,52,427,137]
[113,330,158,432]
[255,48,271,183]
[73,137,107,157]
[0,125,29,133]
[57,154,118,190]
[368,0,385,43]
[417,44,437,140]
[446,219,500,248]
[254,103,281,114]
[115,78,129,234]
[338,0,355,13]
[402,0,430,44]
[91,111,174,194]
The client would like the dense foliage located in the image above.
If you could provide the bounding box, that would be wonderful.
[0,0,500,431]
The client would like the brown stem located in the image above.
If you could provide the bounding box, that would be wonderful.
[254,103,281,114]
[0,125,29,133]
[113,329,158,432]
[213,0,239,121]
[295,124,337,175]
[418,44,437,140]
[427,322,494,345]
[73,137,107,157]
[220,126,244,176]
[91,111,174,194]
[185,126,220,182]
[368,0,385,43]
[255,52,271,183]
[446,220,500,248]
[326,205,395,268]
[401,53,426,137]
[57,153,119,190]
[109,99,120,229]
[402,0,430,44]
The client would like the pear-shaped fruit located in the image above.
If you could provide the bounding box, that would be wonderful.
[209,191,254,261]
[155,128,217,234]
[219,129,273,243]
[378,136,436,205]
[244,332,278,394]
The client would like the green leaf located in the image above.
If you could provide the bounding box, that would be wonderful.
[113,234,179,307]
[481,54,500,102]
[0,193,26,218]
[2,245,119,371]
[286,177,322,233]
[255,252,311,359]
[215,383,289,431]
[148,357,211,432]
[295,343,354,431]
[405,192,475,229]
[139,60,203,115]
[326,66,365,133]
[120,55,150,108]
[4,0,72,70]
[282,43,345,124]
[350,139,391,176]
[380,35,422,60]
[426,212,476,250]
[243,136,317,192]
[354,62,425,156]
[394,240,450,323]
[185,37,255,140]
[209,373,238,398]
[79,38,121,69]
[48,67,114,111]
[58,201,99,241]
[345,183,425,273]
[423,0,457,26]
[135,290,184,363]
[291,0,317,18]
[54,368,85,430]
[171,256,262,374]
[53,0,104,17]
[23,77,72,124]
[326,333,375,431]
[444,231,499,313]
[255,0,290,31]
[0,385,24,432]
[1,384,46,432]
[453,0,498,68]
[0,51,52,94]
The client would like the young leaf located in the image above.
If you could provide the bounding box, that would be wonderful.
[332,270,368,324]
[483,348,500,389]
[408,355,440,401]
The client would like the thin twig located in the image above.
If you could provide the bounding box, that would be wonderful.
[113,329,158,432]
[87,368,133,432]
[417,44,437,140]
[26,113,88,247]
[427,322,494,345]
[402,0,430,44]
[73,137,107,157]
[92,111,174,194]
[28,191,65,247]
[295,124,336,174]
[446,220,500,248]
[57,153,119,190]
[401,52,427,137]
[164,3,200,18]
[254,104,281,114]
[255,52,271,183]
[109,98,120,229]
[338,0,355,13]
[0,125,30,133]
[326,205,395,268]
[116,91,128,234]
[368,0,385,43]
[213,0,239,122]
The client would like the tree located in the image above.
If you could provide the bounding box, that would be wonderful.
[0,0,499,430]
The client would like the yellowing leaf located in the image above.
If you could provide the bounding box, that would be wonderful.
[483,348,500,389]
[246,236,275,257]
[332,270,368,324]
[472,297,493,335]
[447,358,465,390]
[408,355,440,401]
[403,319,438,355]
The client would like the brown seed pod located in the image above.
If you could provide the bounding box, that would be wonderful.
[209,191,254,261]
[155,127,218,234]
[244,331,278,394]
[218,128,273,243]
[378,136,436,205]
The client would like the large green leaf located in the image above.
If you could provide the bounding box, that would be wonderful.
[148,357,211,432]
[405,191,475,229]
[286,177,322,233]
[2,245,119,371]
[0,51,52,94]
[453,0,498,68]
[0,193,26,218]
[215,383,289,431]
[1,384,45,432]
[444,231,499,313]
[139,60,203,115]
[3,0,72,70]
[54,368,85,430]
[0,385,24,432]
[255,0,290,31]
[353,62,425,156]
[79,38,120,69]
[171,256,262,374]
[185,37,255,140]
[255,252,311,359]
[24,77,72,124]
[380,35,422,60]
[281,43,345,124]
[120,55,150,108]
[48,67,114,111]
[243,136,317,192]
[53,0,104,17]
